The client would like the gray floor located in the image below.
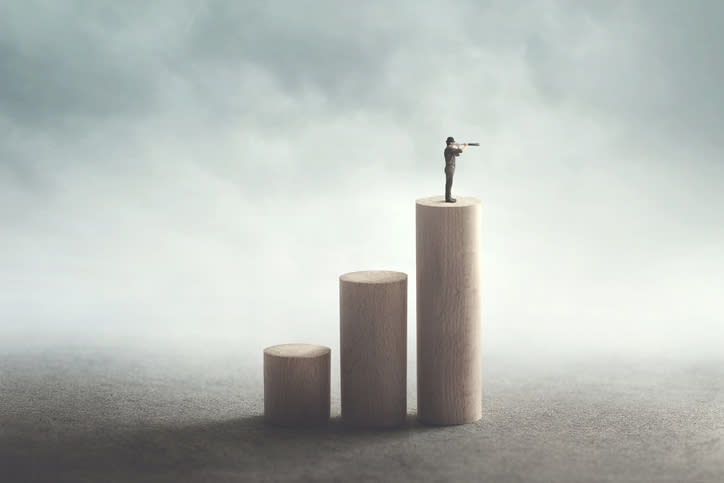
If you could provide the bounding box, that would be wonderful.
[1,347,722,482]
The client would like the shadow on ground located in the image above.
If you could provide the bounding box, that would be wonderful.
[1,413,451,482]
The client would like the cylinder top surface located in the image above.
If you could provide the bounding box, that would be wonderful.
[339,270,407,284]
[416,195,481,208]
[264,343,330,358]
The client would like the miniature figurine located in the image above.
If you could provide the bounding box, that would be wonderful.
[444,136,468,203]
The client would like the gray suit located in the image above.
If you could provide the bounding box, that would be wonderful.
[444,146,462,200]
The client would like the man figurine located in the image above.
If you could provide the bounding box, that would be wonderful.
[444,136,467,203]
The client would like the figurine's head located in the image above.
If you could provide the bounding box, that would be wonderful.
[446,136,455,146]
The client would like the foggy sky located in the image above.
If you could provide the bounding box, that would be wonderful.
[1,0,723,360]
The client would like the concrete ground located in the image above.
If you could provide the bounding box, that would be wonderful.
[1,346,722,482]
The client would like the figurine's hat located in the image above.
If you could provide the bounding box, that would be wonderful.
[446,136,455,144]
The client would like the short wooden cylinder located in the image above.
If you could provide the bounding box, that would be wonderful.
[263,343,331,426]
[340,270,408,427]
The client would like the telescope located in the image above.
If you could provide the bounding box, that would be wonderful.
[453,142,479,146]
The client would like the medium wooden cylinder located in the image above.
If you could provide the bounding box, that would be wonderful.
[340,270,407,427]
[263,344,331,426]
[416,195,482,425]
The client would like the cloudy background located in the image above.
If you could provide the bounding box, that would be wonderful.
[1,0,722,362]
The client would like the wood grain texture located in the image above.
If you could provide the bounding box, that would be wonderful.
[339,270,407,427]
[416,195,482,425]
[263,343,330,426]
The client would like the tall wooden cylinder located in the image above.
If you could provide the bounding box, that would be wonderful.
[339,270,407,427]
[416,195,482,425]
[263,343,331,426]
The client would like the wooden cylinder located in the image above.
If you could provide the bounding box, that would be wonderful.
[263,343,331,426]
[339,270,407,427]
[416,195,482,425]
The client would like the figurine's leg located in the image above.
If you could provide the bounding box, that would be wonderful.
[445,166,455,201]
[445,166,451,198]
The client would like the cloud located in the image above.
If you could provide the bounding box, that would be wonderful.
[0,0,722,359]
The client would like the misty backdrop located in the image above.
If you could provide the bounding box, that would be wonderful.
[1,0,722,362]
